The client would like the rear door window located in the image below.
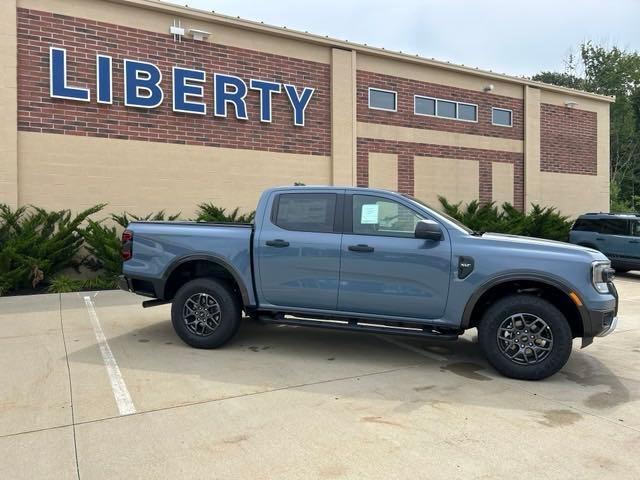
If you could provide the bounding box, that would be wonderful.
[572,219,599,232]
[273,193,337,233]
[599,218,629,235]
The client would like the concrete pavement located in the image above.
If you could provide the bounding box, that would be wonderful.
[1,276,640,479]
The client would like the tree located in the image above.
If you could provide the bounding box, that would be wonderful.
[532,42,640,210]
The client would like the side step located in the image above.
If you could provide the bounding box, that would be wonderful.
[257,315,459,341]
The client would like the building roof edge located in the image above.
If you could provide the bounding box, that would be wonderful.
[106,0,615,103]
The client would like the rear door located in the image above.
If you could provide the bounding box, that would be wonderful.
[596,218,629,260]
[337,193,451,319]
[256,191,343,310]
[620,219,640,264]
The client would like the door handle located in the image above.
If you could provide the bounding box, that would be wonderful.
[596,238,605,241]
[630,240,640,244]
[265,239,290,248]
[348,244,374,253]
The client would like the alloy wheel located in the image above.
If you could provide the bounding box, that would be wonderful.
[496,313,554,365]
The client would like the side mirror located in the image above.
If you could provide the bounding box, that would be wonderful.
[415,220,443,241]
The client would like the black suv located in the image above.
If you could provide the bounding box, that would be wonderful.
[570,212,640,272]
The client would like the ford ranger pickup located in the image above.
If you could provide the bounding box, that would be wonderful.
[119,187,618,380]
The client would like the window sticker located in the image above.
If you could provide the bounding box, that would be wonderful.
[361,204,379,224]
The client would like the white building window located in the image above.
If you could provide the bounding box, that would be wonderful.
[458,103,478,122]
[414,96,436,116]
[414,95,477,122]
[492,107,513,127]
[368,88,397,112]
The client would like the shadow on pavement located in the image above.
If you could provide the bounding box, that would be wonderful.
[65,312,635,414]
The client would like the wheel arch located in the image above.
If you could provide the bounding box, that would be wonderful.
[462,273,589,338]
[161,254,251,306]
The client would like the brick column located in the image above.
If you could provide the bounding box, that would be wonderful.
[479,160,492,204]
[397,153,414,195]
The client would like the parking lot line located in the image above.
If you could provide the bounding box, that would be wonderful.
[83,296,136,416]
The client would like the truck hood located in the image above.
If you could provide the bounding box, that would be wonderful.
[478,232,607,260]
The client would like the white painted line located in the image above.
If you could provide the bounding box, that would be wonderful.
[83,296,136,416]
[375,335,448,362]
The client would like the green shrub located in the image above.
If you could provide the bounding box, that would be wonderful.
[82,275,118,290]
[437,197,572,241]
[0,204,104,296]
[194,203,255,223]
[47,274,118,294]
[81,219,122,281]
[48,275,84,293]
[438,198,505,233]
[111,210,181,228]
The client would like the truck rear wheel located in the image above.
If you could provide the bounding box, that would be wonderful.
[478,294,572,380]
[171,278,241,349]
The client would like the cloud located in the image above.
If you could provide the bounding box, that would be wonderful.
[162,0,640,76]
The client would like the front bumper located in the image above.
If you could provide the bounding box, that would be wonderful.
[596,314,618,337]
[583,281,618,343]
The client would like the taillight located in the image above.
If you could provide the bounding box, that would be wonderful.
[121,229,133,261]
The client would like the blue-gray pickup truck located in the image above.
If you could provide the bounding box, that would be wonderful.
[119,186,618,380]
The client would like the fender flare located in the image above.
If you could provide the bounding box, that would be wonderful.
[460,272,590,331]
[161,253,252,306]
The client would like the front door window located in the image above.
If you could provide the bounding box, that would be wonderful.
[352,195,423,237]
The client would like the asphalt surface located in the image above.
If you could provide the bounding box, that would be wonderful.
[1,275,640,479]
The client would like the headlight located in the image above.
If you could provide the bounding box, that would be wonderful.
[592,260,614,294]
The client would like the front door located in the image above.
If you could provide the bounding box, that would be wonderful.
[338,194,451,319]
[257,191,342,310]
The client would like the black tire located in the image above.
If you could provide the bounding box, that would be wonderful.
[171,278,242,349]
[478,294,572,380]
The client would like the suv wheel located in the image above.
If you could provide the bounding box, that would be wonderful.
[171,278,241,349]
[478,294,572,380]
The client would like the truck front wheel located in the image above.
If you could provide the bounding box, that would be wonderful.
[478,294,572,380]
[171,278,241,349]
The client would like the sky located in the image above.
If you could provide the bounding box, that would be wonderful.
[162,0,640,77]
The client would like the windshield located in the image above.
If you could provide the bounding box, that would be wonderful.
[402,194,474,234]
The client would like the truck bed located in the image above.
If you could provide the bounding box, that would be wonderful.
[122,221,255,304]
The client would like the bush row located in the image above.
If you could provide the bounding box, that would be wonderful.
[437,197,573,241]
[0,203,255,296]
[0,198,573,296]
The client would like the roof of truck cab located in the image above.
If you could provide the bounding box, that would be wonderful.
[267,186,403,195]
[577,212,640,219]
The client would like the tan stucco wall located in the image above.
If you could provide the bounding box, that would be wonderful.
[525,87,610,218]
[414,156,479,207]
[18,0,331,64]
[368,153,398,191]
[18,133,331,216]
[331,49,357,186]
[358,122,523,153]
[0,0,17,208]
[492,162,515,207]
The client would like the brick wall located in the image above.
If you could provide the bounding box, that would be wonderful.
[357,138,524,210]
[540,103,597,175]
[357,71,524,140]
[16,8,331,156]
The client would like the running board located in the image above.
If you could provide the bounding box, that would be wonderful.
[257,315,459,340]
[141,299,170,308]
